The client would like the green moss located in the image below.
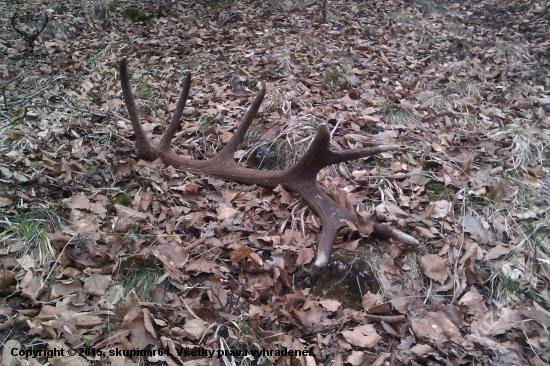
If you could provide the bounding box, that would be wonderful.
[425,181,445,194]
[426,181,449,201]
[311,253,379,310]
[54,5,69,14]
[113,193,132,206]
[122,6,149,22]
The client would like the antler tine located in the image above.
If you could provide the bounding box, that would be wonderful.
[119,58,159,159]
[159,72,192,152]
[281,124,413,266]
[216,82,266,161]
[287,124,400,178]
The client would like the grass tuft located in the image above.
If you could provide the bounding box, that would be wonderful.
[386,108,421,124]
[0,210,62,266]
[323,70,357,90]
[122,267,167,301]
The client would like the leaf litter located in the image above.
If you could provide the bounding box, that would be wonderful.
[0,0,549,365]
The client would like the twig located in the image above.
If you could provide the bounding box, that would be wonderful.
[0,110,14,124]
[2,84,52,110]
[53,94,113,118]
[363,314,406,323]
[0,65,42,88]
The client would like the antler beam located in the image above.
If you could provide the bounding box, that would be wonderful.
[120,58,418,267]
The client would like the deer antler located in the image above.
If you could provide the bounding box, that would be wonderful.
[120,58,418,267]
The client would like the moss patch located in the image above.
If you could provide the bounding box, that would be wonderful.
[311,253,379,310]
[122,6,149,22]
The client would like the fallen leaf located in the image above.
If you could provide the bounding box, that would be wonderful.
[340,324,380,348]
[420,254,448,283]
[320,299,341,312]
[217,205,240,220]
[346,350,364,365]
[274,184,295,205]
[487,244,510,260]
[463,215,488,244]
[83,275,112,296]
[411,311,460,342]
[2,340,21,366]
[229,246,254,262]
[0,267,16,288]
[183,318,210,340]
[114,204,147,221]
[459,287,488,317]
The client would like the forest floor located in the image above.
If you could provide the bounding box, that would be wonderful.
[0,0,549,365]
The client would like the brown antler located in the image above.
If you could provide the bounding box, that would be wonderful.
[120,58,418,267]
[11,11,48,53]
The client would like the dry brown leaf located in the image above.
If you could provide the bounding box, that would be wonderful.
[150,240,189,271]
[375,203,408,221]
[74,314,103,328]
[183,318,210,340]
[414,226,435,238]
[142,308,158,339]
[419,254,448,283]
[2,340,21,366]
[430,200,450,219]
[114,158,136,176]
[217,205,240,220]
[0,196,12,207]
[362,292,389,314]
[408,343,433,355]
[462,215,488,244]
[63,194,91,210]
[114,291,140,320]
[371,352,391,366]
[185,257,218,274]
[458,241,478,264]
[49,340,89,366]
[83,274,112,296]
[274,184,295,205]
[296,248,315,265]
[459,286,488,317]
[20,271,43,300]
[487,244,510,260]
[36,305,72,320]
[51,279,83,298]
[518,307,550,327]
[340,324,380,348]
[114,204,147,221]
[0,267,16,288]
[345,350,364,365]
[129,313,159,348]
[277,266,293,288]
[354,210,374,236]
[411,311,460,342]
[229,246,254,262]
[320,299,341,312]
